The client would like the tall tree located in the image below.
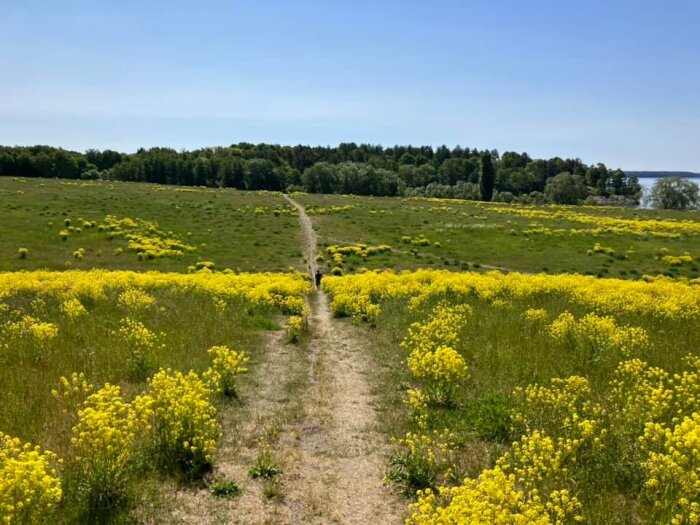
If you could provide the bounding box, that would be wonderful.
[544,172,588,204]
[479,153,495,201]
[648,177,699,210]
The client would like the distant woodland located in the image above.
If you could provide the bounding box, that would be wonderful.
[0,143,642,204]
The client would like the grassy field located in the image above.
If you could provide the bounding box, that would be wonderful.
[0,178,302,272]
[0,269,309,522]
[324,270,700,523]
[0,179,316,523]
[1,179,699,524]
[297,193,700,279]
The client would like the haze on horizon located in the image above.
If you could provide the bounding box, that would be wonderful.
[1,0,698,172]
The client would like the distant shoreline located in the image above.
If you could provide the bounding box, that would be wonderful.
[625,171,700,178]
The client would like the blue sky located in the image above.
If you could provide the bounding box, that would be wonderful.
[1,0,699,171]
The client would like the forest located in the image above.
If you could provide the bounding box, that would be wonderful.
[0,143,641,204]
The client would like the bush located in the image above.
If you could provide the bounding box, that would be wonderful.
[407,346,469,406]
[67,384,152,518]
[464,394,513,442]
[0,433,62,524]
[210,479,241,498]
[385,430,456,493]
[202,345,250,397]
[249,440,280,479]
[147,369,220,478]
[493,191,514,203]
[285,315,305,343]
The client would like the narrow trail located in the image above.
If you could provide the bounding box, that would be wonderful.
[281,194,404,523]
[165,196,403,524]
[282,195,318,281]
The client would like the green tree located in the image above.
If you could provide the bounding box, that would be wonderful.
[302,162,339,194]
[217,156,246,188]
[544,172,588,204]
[479,153,495,201]
[52,150,80,179]
[244,158,278,190]
[438,158,469,185]
[647,177,699,210]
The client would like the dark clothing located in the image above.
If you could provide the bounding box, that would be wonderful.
[314,271,322,288]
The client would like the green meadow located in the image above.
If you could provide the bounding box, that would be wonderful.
[0,178,302,272]
[297,193,700,278]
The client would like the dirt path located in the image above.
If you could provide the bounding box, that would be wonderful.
[280,194,404,523]
[162,196,403,524]
[283,195,318,282]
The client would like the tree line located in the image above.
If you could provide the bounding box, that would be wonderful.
[0,143,642,204]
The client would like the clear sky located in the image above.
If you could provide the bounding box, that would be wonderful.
[1,0,698,171]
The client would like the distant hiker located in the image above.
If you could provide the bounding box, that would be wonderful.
[315,269,322,288]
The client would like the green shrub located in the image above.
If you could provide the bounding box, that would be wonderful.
[464,394,513,442]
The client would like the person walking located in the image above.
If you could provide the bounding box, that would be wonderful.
[314,268,322,289]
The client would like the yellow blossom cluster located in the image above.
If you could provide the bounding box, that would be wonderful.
[272,205,297,216]
[194,260,216,271]
[202,345,250,396]
[330,292,381,323]
[50,372,94,418]
[475,202,700,238]
[410,376,604,524]
[405,388,430,429]
[0,433,62,525]
[641,413,700,524]
[409,430,584,525]
[0,269,311,315]
[407,347,469,406]
[117,288,156,310]
[285,315,306,343]
[233,204,296,216]
[523,308,548,323]
[661,253,694,266]
[409,466,580,525]
[513,376,603,442]
[548,312,651,359]
[401,235,431,246]
[588,242,616,256]
[59,297,87,319]
[51,341,253,510]
[508,356,700,523]
[147,368,220,475]
[117,317,164,353]
[69,384,152,507]
[305,204,354,215]
[322,269,700,322]
[325,244,392,267]
[401,304,472,406]
[1,315,58,344]
[100,215,196,260]
[324,269,698,521]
